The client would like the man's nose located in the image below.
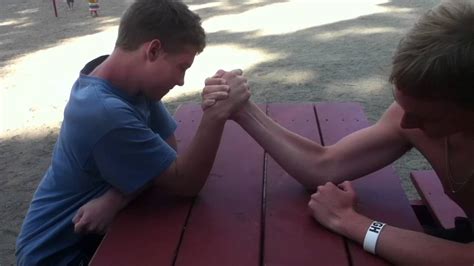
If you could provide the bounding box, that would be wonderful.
[176,76,185,87]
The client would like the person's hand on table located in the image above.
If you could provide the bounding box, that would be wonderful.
[72,188,125,234]
[308,181,359,234]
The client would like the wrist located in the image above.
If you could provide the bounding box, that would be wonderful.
[232,101,255,123]
[362,220,387,254]
[336,210,372,243]
[107,188,130,210]
[202,107,229,123]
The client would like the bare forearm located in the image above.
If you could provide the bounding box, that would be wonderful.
[174,111,226,195]
[234,101,329,189]
[339,212,474,265]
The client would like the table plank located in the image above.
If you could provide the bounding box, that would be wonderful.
[90,104,201,266]
[174,105,266,266]
[264,103,349,265]
[315,102,422,266]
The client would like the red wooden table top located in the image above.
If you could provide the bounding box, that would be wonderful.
[91,102,421,266]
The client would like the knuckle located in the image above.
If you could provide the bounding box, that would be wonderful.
[311,191,320,199]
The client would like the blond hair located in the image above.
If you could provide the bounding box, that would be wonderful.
[390,0,474,109]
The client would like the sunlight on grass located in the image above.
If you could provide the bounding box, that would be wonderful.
[15,22,35,28]
[0,18,27,27]
[1,26,117,135]
[203,0,409,36]
[315,26,400,40]
[188,2,222,11]
[98,17,121,25]
[17,8,39,15]
[257,69,316,84]
[327,75,388,94]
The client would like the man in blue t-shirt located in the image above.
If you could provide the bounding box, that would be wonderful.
[15,0,250,265]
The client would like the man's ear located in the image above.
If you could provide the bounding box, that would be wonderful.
[145,39,163,62]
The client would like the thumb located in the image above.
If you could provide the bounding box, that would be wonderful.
[74,218,87,234]
[229,69,243,76]
[338,181,354,193]
[72,208,83,224]
[212,69,226,78]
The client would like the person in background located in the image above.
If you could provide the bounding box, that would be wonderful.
[66,0,74,10]
[88,0,99,17]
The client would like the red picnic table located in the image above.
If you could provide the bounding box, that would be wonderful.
[90,102,422,266]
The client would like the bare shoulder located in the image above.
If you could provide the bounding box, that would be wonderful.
[372,102,407,139]
[378,102,404,127]
[380,102,431,143]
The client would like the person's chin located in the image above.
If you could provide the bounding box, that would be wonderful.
[151,86,173,100]
[147,93,164,101]
[422,129,450,139]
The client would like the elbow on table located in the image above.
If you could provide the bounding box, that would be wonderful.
[155,178,205,198]
[298,178,328,193]
[294,171,327,193]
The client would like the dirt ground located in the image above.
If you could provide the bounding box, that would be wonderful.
[0,0,438,264]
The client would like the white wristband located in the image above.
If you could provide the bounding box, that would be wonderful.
[363,221,386,255]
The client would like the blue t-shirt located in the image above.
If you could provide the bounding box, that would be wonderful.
[16,68,177,265]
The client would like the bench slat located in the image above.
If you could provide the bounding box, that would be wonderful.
[315,102,422,266]
[264,103,349,266]
[410,170,467,229]
[174,105,266,266]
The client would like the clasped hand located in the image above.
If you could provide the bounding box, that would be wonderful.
[201,69,250,118]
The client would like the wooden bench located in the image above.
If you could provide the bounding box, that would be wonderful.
[91,102,422,266]
[410,170,467,230]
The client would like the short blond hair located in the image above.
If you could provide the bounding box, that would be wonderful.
[390,0,474,109]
